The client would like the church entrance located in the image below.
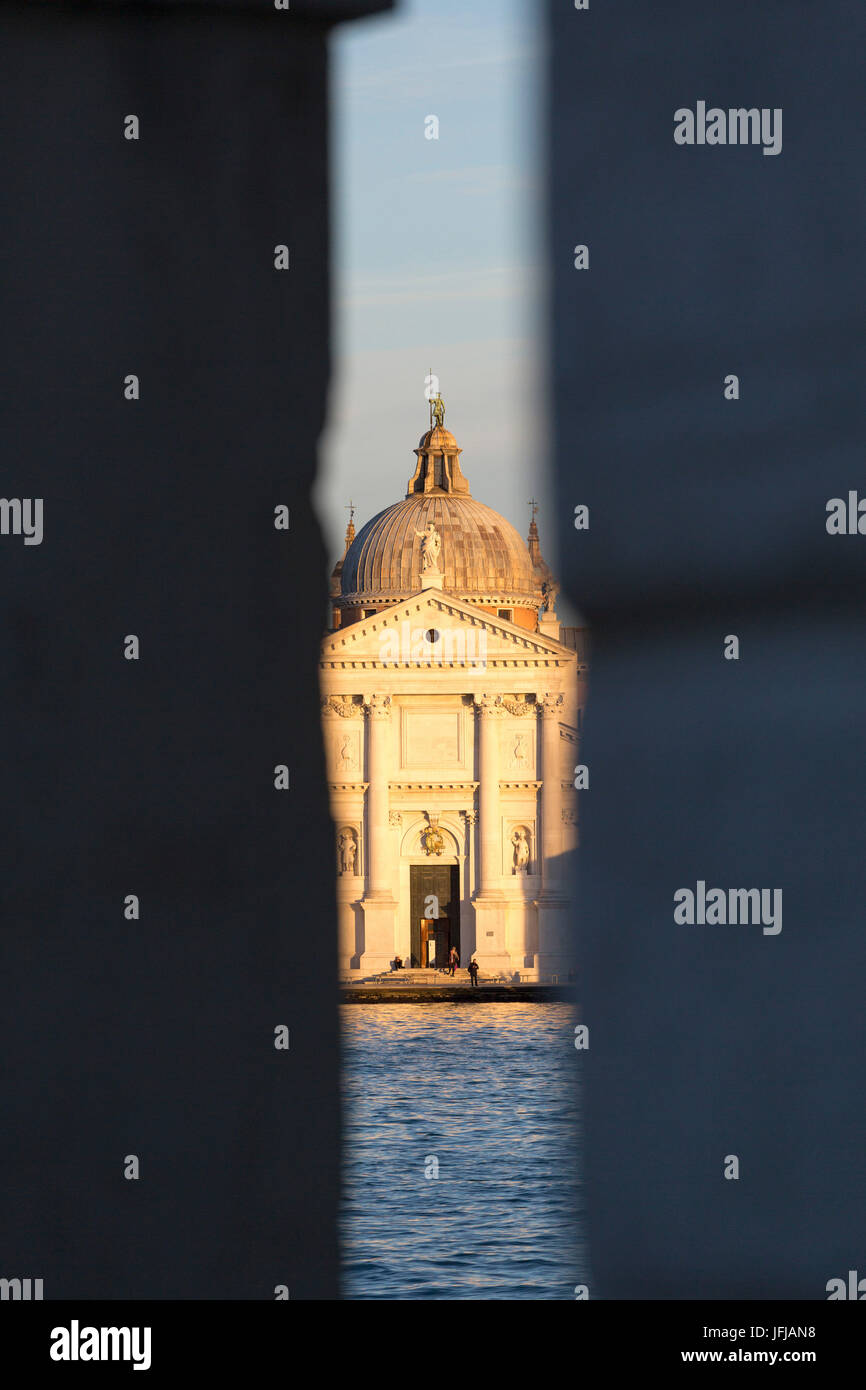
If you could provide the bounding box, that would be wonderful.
[410,863,460,969]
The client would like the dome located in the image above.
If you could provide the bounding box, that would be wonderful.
[333,391,548,621]
[340,493,540,608]
[417,424,459,452]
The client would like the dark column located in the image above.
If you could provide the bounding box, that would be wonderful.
[550,0,866,1298]
[0,0,390,1300]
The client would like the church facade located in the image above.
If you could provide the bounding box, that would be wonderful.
[320,397,587,981]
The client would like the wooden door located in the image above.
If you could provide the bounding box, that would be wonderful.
[410,863,459,967]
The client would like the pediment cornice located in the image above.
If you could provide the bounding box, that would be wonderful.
[321,592,576,667]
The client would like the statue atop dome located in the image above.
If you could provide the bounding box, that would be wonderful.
[407,383,471,497]
[430,392,445,429]
[414,520,442,575]
[541,577,559,613]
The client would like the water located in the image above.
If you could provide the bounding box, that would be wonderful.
[341,1002,585,1299]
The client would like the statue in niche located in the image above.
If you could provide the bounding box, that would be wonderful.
[511,827,531,874]
[338,828,357,875]
[414,521,442,574]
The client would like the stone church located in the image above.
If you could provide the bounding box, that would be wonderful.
[320,396,587,980]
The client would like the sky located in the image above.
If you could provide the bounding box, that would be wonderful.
[316,0,562,594]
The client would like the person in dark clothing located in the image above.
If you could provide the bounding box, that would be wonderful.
[468,957,479,988]
[448,946,459,977]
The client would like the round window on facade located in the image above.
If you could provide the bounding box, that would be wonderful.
[425,628,440,644]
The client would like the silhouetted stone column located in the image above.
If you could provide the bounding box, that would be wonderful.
[0,0,391,1302]
[549,0,866,1299]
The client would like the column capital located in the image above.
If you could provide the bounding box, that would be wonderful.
[363,693,392,720]
[474,692,507,717]
[540,692,564,717]
[321,695,360,719]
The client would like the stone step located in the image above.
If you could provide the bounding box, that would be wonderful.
[368,968,502,985]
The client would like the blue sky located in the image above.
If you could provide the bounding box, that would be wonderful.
[316,0,559,584]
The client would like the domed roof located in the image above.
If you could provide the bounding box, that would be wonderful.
[417,424,459,452]
[340,493,540,607]
[336,393,545,613]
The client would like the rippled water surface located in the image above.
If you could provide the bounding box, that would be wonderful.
[341,1002,584,1299]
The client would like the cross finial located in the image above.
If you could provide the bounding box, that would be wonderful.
[529,496,539,522]
[345,498,356,523]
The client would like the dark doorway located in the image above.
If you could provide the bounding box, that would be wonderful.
[410,863,460,968]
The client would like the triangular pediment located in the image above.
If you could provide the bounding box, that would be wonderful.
[321,592,575,668]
